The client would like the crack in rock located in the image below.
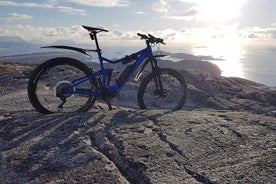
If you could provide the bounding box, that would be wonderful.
[90,120,152,184]
[139,113,216,184]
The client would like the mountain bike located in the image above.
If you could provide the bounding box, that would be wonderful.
[27,25,187,114]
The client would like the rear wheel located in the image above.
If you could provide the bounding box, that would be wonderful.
[28,57,98,114]
[137,68,187,110]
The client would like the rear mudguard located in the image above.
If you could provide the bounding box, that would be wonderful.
[41,45,97,56]
[135,54,167,81]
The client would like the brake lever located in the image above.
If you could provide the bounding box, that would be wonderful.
[148,34,166,45]
[156,38,165,45]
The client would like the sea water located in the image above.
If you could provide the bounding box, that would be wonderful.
[242,48,276,87]
[196,46,276,87]
[165,45,276,87]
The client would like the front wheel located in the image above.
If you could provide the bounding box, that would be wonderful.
[137,68,187,110]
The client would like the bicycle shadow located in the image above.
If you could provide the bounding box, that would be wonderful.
[1,111,105,181]
[0,109,170,183]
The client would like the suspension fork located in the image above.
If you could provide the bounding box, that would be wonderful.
[150,59,165,95]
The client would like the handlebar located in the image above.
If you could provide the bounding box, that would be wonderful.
[137,33,165,45]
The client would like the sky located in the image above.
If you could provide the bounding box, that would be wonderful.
[0,0,276,47]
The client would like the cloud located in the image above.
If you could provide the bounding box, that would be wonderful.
[136,11,145,15]
[0,24,167,44]
[1,23,276,47]
[57,6,87,15]
[168,7,199,20]
[271,30,276,38]
[48,0,58,6]
[152,0,246,23]
[1,13,33,21]
[0,0,86,15]
[181,7,198,16]
[0,1,51,8]
[152,0,198,21]
[64,0,130,7]
[0,24,87,43]
[152,0,169,13]
[241,26,276,40]
[0,0,130,16]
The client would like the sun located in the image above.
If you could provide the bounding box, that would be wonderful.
[196,0,246,22]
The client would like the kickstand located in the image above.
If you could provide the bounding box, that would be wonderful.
[107,101,113,110]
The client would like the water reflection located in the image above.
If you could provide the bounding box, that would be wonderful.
[192,45,246,78]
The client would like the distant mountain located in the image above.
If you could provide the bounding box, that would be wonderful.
[0,36,42,56]
[155,51,223,61]
[52,39,77,45]
[0,36,89,57]
[0,36,26,44]
[28,39,48,45]
[158,59,221,76]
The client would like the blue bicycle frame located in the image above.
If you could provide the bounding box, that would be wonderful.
[60,43,154,97]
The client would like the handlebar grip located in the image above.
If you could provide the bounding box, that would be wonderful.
[137,33,149,40]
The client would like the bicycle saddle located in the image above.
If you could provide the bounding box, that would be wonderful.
[82,25,109,33]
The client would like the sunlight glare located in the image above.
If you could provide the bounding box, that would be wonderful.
[196,0,246,22]
[192,45,246,78]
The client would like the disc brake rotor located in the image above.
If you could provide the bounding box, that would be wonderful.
[154,89,167,98]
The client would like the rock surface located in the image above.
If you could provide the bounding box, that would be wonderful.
[182,70,276,115]
[0,62,276,183]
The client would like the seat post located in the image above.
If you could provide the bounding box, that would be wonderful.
[91,32,105,70]
[93,32,101,54]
